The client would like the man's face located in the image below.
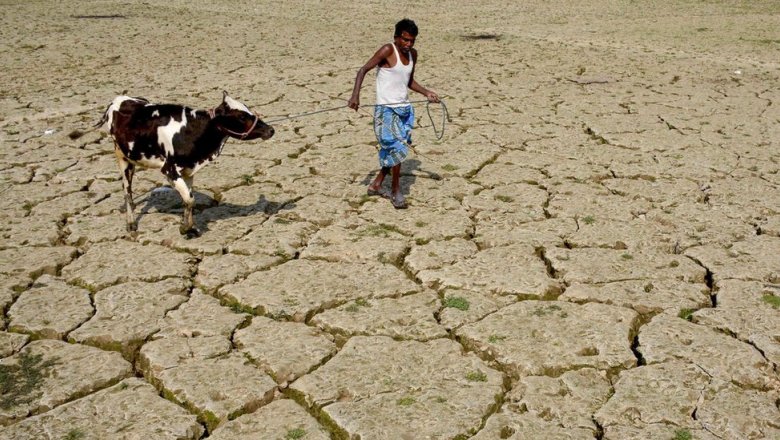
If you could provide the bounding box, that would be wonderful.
[394,31,416,52]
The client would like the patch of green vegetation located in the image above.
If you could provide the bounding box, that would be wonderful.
[240,174,254,184]
[488,334,506,343]
[679,308,695,321]
[21,44,46,51]
[465,370,487,382]
[345,298,372,312]
[531,304,562,317]
[397,396,416,406]
[0,351,57,410]
[581,215,595,225]
[415,221,427,228]
[227,301,256,315]
[359,223,399,238]
[273,248,289,258]
[286,427,307,439]
[358,194,372,204]
[201,410,221,432]
[433,396,447,403]
[274,217,292,224]
[64,429,86,440]
[441,164,459,172]
[161,387,180,403]
[621,253,634,260]
[443,296,470,311]
[673,429,692,440]
[494,194,514,203]
[761,294,780,308]
[500,426,517,438]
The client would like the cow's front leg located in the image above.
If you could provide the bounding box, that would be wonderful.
[182,175,198,237]
[164,162,200,238]
[114,147,137,232]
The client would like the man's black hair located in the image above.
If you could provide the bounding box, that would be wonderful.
[395,18,418,37]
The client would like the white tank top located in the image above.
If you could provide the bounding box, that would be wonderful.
[376,43,413,108]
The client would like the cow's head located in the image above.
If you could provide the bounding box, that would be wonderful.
[214,91,274,140]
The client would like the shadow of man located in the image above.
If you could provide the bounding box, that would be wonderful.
[360,158,441,198]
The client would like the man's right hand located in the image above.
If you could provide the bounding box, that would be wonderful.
[348,96,360,111]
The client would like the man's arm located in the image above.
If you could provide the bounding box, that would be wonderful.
[408,50,439,103]
[348,44,393,110]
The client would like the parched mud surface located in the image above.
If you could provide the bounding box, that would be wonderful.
[1,1,779,438]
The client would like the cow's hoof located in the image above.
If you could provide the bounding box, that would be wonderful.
[126,223,138,232]
[181,227,201,239]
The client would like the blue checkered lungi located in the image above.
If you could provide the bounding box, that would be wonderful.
[374,104,414,168]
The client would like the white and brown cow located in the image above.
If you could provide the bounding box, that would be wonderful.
[98,91,274,237]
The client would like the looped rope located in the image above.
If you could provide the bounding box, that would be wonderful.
[265,99,449,141]
[263,99,450,163]
[424,100,448,141]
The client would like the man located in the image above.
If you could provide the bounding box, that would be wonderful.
[348,18,439,209]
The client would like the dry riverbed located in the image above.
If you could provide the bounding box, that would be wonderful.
[1,1,779,439]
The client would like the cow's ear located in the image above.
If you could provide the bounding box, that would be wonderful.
[222,90,229,102]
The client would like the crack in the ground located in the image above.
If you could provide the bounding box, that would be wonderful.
[542,186,553,219]
[60,287,97,342]
[685,254,717,308]
[283,386,352,440]
[709,325,778,374]
[536,245,559,281]
[1,277,37,332]
[690,363,726,439]
[627,311,651,369]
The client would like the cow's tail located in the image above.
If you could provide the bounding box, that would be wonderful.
[94,101,113,130]
[68,101,113,141]
[72,96,147,141]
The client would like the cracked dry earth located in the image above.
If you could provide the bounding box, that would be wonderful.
[1,1,779,439]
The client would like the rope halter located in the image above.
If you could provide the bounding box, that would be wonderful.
[208,108,261,140]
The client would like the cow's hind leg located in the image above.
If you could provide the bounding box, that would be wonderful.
[114,146,137,232]
[164,163,200,238]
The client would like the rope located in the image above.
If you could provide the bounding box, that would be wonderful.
[266,99,448,136]
[423,100,448,141]
[264,104,351,124]
[264,99,450,162]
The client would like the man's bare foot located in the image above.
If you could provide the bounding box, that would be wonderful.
[367,185,387,196]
